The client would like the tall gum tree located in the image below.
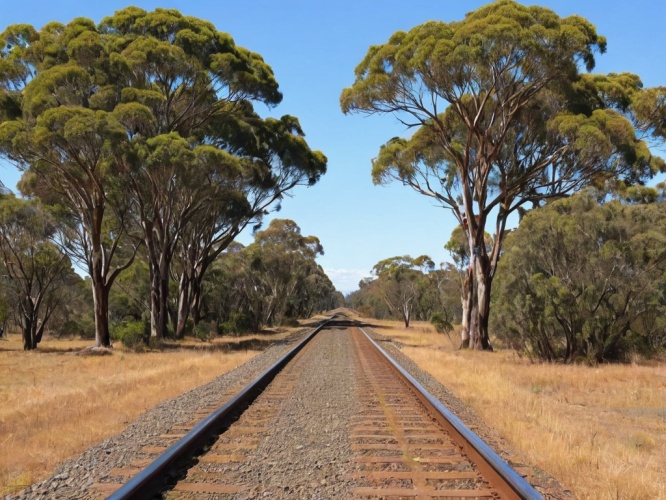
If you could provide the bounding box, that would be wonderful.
[99,8,326,340]
[172,114,327,338]
[0,195,76,349]
[0,8,326,343]
[0,20,141,347]
[341,0,665,349]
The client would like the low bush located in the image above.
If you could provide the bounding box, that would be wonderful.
[111,320,148,349]
[219,311,256,335]
[192,321,216,342]
[431,311,453,334]
[59,318,96,339]
[281,316,300,327]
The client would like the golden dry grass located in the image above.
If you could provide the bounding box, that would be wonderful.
[0,333,261,495]
[366,317,666,500]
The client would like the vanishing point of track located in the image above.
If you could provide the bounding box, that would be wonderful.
[92,315,542,499]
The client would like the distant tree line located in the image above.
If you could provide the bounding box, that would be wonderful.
[0,195,341,349]
[200,219,343,337]
[105,218,343,347]
[346,255,461,330]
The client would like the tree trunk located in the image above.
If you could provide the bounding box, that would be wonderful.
[21,297,39,350]
[88,202,113,348]
[189,268,206,325]
[174,274,191,338]
[35,321,46,345]
[191,286,202,324]
[91,278,111,347]
[174,250,202,332]
[459,258,492,350]
[22,316,34,350]
[150,256,170,341]
[150,265,160,339]
[471,254,493,351]
[145,221,170,342]
[459,266,474,349]
[401,299,412,327]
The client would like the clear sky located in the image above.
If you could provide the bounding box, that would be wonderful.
[1,1,665,293]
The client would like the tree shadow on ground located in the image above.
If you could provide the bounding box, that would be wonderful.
[161,337,281,352]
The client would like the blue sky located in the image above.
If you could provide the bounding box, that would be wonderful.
[2,1,665,293]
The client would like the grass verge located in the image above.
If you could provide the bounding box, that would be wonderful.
[0,333,261,495]
[366,318,666,500]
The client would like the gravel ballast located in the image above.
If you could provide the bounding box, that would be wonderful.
[7,333,309,500]
[7,324,573,499]
[230,328,359,498]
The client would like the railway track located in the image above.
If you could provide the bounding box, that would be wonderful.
[91,314,541,499]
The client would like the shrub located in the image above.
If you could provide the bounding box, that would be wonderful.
[112,320,148,349]
[492,195,666,363]
[58,318,96,339]
[192,321,216,342]
[431,311,453,334]
[219,311,256,335]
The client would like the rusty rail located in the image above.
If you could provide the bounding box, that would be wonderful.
[359,326,542,499]
[106,318,332,500]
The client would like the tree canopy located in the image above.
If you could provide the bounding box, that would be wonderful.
[493,193,666,363]
[341,0,665,349]
[346,254,459,328]
[0,195,78,349]
[0,8,326,345]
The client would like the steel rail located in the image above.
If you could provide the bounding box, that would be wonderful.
[107,319,332,500]
[359,327,543,500]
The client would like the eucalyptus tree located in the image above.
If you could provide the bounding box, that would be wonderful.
[244,219,325,327]
[371,255,434,327]
[100,9,326,340]
[0,19,142,346]
[493,193,666,362]
[291,268,342,319]
[0,8,326,343]
[202,223,337,332]
[341,0,665,349]
[346,277,392,320]
[0,195,76,349]
[171,115,327,338]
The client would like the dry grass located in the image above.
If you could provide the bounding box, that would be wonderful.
[366,317,666,500]
[0,333,262,495]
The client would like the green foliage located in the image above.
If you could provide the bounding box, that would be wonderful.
[108,254,149,324]
[341,0,666,349]
[281,317,300,327]
[192,321,216,342]
[0,195,79,349]
[219,311,257,335]
[431,311,453,335]
[204,220,339,333]
[0,6,327,347]
[58,317,96,339]
[349,255,459,328]
[492,193,666,362]
[112,320,148,349]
